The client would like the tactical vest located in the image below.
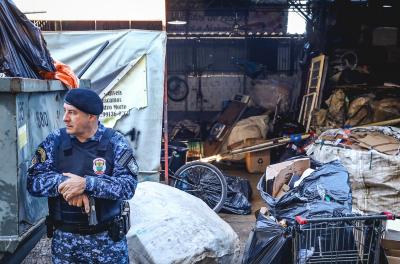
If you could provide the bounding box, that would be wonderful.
[48,128,122,225]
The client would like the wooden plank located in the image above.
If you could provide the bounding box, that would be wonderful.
[306,54,327,108]
[203,95,250,156]
[298,92,317,132]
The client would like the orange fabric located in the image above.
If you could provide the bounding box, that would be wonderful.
[39,60,79,89]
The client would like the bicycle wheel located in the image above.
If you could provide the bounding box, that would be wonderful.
[173,161,227,213]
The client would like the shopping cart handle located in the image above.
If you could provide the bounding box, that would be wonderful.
[295,216,308,225]
[383,212,395,220]
[295,212,395,225]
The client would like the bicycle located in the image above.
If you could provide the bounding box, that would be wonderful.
[161,141,227,213]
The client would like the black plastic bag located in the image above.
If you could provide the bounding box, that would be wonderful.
[242,214,292,264]
[258,159,352,224]
[0,0,55,78]
[220,175,252,215]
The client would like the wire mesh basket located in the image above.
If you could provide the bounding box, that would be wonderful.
[293,213,394,264]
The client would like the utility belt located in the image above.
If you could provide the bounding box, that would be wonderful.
[46,201,131,242]
[53,220,109,235]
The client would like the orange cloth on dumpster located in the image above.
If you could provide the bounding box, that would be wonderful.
[39,60,79,89]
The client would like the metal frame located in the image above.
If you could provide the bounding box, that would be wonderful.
[298,92,317,133]
[288,0,312,23]
[293,213,392,264]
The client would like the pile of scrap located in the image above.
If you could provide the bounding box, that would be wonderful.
[307,126,400,215]
[243,158,353,263]
[313,89,400,130]
[264,158,311,199]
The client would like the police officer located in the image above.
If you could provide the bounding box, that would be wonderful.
[27,88,138,263]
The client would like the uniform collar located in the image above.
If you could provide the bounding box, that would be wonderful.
[69,122,106,142]
[90,122,106,142]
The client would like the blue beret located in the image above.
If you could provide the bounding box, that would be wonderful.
[64,88,103,115]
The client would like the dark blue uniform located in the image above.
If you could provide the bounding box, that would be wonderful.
[27,123,138,263]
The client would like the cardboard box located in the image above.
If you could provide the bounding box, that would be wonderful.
[382,237,400,264]
[230,138,271,173]
[387,256,400,264]
[264,158,310,197]
[245,149,270,173]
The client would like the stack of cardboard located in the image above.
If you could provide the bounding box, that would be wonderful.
[349,132,400,155]
[382,230,400,264]
[265,158,310,198]
[317,129,400,155]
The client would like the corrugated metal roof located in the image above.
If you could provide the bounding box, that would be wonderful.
[250,0,286,4]
[167,31,305,39]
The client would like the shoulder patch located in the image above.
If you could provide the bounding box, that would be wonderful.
[29,145,47,171]
[37,147,47,162]
[127,158,138,175]
[117,149,133,167]
[117,149,138,175]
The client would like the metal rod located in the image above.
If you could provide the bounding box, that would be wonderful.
[296,214,391,225]
[163,2,169,184]
[23,11,47,14]
[163,62,169,183]
[77,41,109,79]
[288,0,311,23]
[229,134,310,155]
[200,133,310,163]
[358,117,400,127]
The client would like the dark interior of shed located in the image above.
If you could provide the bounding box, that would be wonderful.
[166,0,306,156]
[166,0,400,160]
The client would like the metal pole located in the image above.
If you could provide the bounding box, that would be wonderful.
[229,134,310,154]
[358,117,400,127]
[200,134,311,163]
[163,1,169,184]
[163,61,169,183]
[77,41,109,79]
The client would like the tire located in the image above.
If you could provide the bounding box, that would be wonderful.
[173,161,227,213]
[167,76,189,102]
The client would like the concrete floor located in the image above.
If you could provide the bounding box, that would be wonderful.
[215,162,266,263]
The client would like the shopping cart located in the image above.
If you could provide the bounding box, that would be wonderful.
[293,213,395,264]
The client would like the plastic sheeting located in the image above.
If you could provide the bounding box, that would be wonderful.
[221,114,269,160]
[127,181,240,264]
[220,175,252,215]
[0,0,55,78]
[257,160,352,224]
[308,126,400,215]
[248,76,291,113]
[44,30,166,181]
[242,214,292,264]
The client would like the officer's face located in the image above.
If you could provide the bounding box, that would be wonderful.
[63,103,95,136]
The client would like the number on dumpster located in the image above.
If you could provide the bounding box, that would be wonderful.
[36,112,49,128]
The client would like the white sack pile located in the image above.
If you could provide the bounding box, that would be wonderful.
[307,126,400,215]
[127,181,240,264]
